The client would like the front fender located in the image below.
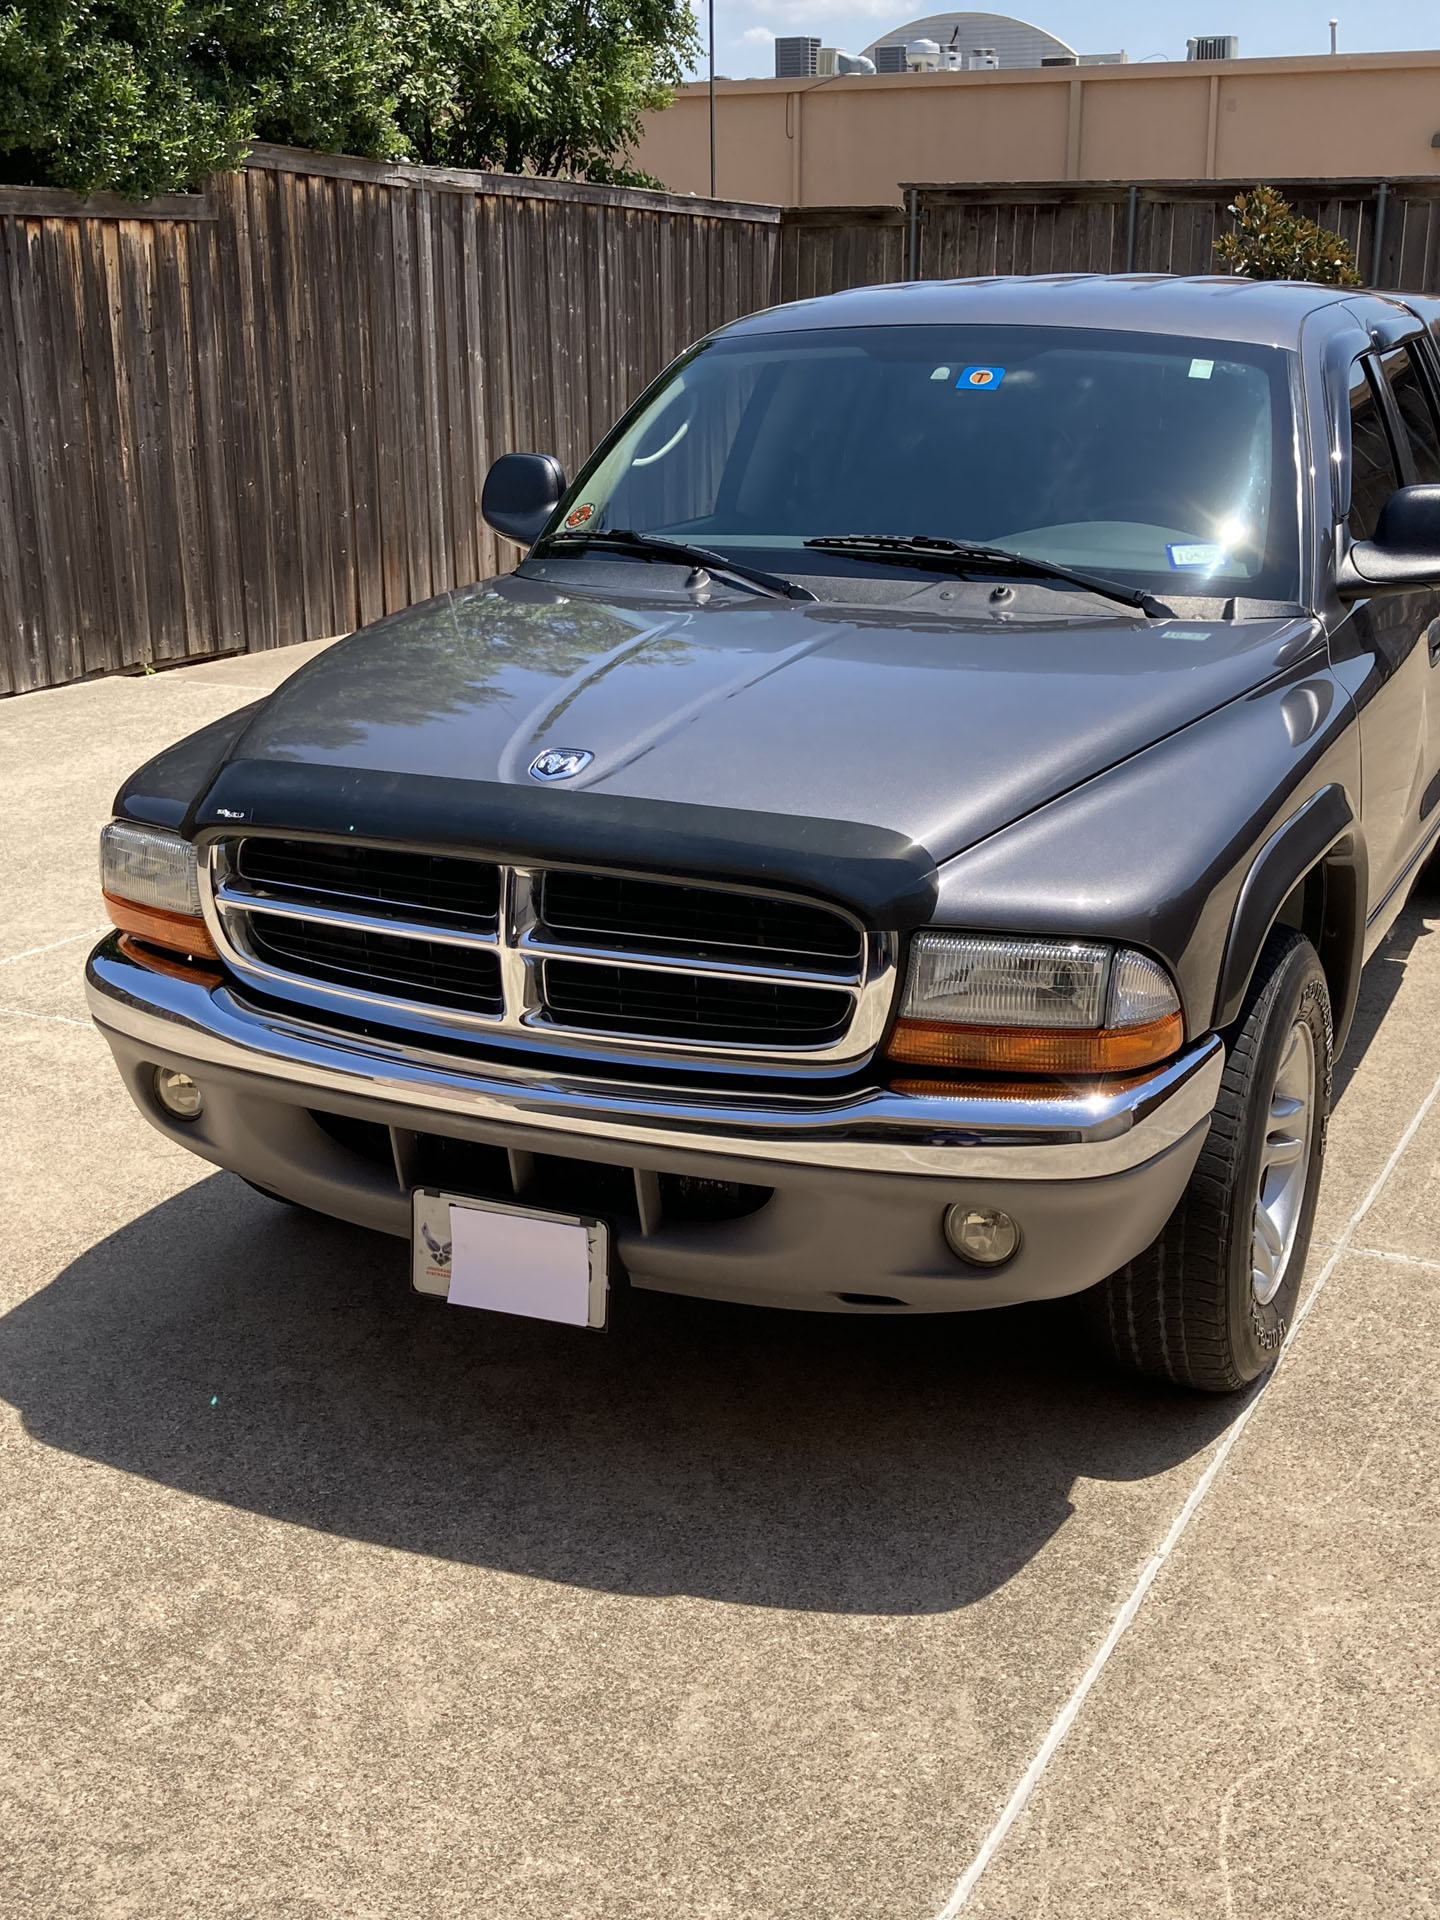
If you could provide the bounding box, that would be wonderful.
[1212,783,1363,1039]
[928,663,1361,1039]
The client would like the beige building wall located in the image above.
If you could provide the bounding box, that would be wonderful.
[634,51,1440,207]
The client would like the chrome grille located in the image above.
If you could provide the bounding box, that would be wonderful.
[540,959,854,1045]
[237,837,500,931]
[204,835,896,1070]
[536,869,861,970]
[248,912,504,1017]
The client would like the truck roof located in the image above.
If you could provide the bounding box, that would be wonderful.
[724,273,1426,349]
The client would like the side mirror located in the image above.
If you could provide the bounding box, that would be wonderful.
[481,453,566,547]
[1338,483,1440,596]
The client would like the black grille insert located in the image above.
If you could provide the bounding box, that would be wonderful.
[542,959,851,1046]
[658,1174,772,1223]
[250,913,503,1016]
[237,838,500,930]
[404,1136,773,1227]
[539,870,861,972]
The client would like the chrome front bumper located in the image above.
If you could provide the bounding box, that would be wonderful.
[86,938,1223,1183]
[87,938,1224,1311]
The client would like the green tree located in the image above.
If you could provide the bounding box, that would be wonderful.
[391,0,695,183]
[1215,185,1362,287]
[0,0,251,199]
[0,0,695,198]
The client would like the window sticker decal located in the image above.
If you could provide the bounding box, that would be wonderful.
[565,503,595,528]
[956,365,1005,390]
[1188,359,1215,379]
[1168,541,1225,568]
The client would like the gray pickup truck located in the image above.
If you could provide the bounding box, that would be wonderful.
[88,275,1440,1392]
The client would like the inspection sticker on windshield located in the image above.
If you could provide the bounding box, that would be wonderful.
[1168,541,1225,568]
[957,365,1005,390]
[1188,358,1215,379]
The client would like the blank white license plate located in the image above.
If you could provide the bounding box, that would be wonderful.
[411,1188,608,1328]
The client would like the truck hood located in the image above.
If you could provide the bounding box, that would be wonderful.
[222,576,1318,866]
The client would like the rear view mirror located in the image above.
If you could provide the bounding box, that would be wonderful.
[481,453,567,547]
[1338,483,1440,595]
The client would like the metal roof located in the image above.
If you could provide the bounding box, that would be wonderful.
[722,274,1387,347]
[860,11,1075,65]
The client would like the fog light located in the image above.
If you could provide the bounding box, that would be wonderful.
[944,1203,1021,1268]
[154,1067,203,1120]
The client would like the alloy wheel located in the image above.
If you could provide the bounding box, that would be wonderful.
[1250,1018,1318,1307]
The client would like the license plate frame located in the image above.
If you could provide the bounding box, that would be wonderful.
[411,1187,609,1330]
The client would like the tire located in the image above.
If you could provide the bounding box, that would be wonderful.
[1098,927,1332,1393]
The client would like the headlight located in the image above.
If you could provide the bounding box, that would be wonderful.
[889,933,1183,1074]
[100,821,217,959]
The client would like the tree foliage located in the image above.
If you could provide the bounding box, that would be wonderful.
[0,0,697,198]
[1215,185,1361,287]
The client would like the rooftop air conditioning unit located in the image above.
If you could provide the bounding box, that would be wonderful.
[969,47,1000,67]
[1041,53,1078,64]
[874,41,909,72]
[774,35,820,76]
[1187,34,1239,58]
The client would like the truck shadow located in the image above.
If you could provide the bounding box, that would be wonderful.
[0,1171,1236,1615]
[22,881,1430,1617]
[1331,874,1438,1105]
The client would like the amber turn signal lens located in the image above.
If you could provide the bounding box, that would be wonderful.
[105,890,219,960]
[116,933,223,986]
[886,1011,1184,1075]
[890,1072,1156,1100]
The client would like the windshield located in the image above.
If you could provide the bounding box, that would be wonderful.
[540,323,1301,602]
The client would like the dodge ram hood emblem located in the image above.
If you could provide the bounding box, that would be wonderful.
[529,748,594,782]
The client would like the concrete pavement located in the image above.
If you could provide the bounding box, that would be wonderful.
[1,644,1437,1918]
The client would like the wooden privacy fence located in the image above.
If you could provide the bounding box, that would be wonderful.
[906,178,1440,290]
[778,180,1440,300]
[0,147,782,694]
[10,160,1440,694]
[777,205,907,301]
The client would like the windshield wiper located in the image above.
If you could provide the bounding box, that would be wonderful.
[804,533,1174,618]
[544,529,816,602]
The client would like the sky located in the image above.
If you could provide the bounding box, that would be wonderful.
[690,0,1440,79]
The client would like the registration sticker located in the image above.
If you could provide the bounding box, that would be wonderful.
[957,365,1005,390]
[565,502,595,528]
[1167,542,1225,569]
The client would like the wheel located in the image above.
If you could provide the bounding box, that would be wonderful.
[1097,927,1331,1393]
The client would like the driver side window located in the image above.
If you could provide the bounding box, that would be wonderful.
[1347,358,1400,541]
[1376,343,1440,484]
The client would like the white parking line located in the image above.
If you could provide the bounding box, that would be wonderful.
[0,1005,93,1028]
[0,927,106,966]
[1348,1244,1440,1273]
[934,1071,1440,1917]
